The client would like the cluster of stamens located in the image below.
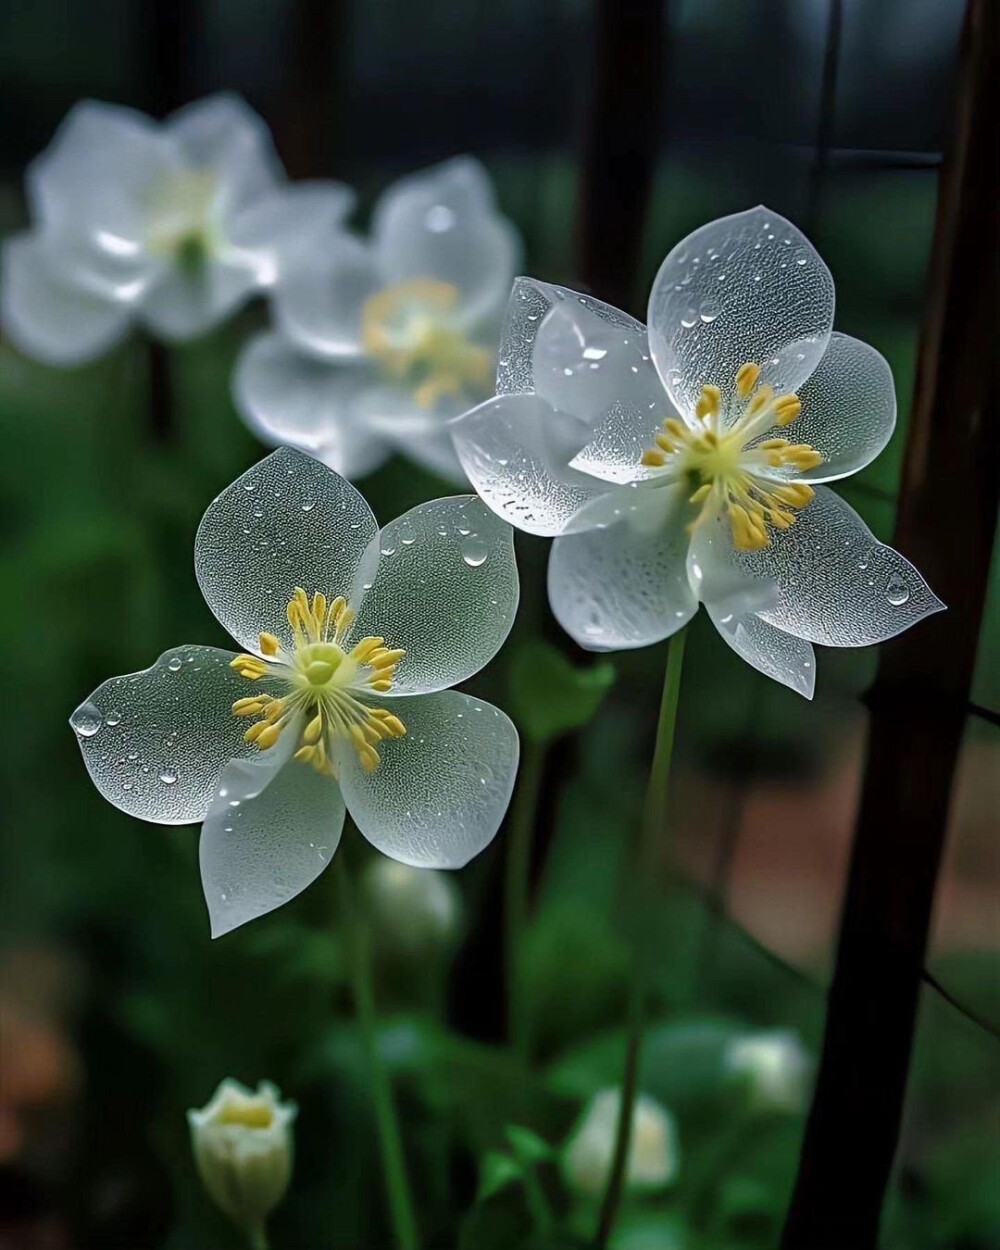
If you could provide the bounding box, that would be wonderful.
[229,588,406,776]
[361,279,492,409]
[641,361,824,550]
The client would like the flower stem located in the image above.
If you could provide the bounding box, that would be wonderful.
[337,858,421,1250]
[246,1226,269,1250]
[595,625,688,1249]
[505,736,546,1060]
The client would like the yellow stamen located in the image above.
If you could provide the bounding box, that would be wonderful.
[259,633,280,657]
[773,394,802,425]
[695,384,722,420]
[641,448,666,467]
[735,361,761,398]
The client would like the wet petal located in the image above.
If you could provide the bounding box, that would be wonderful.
[547,485,698,651]
[569,396,684,486]
[339,690,518,868]
[707,606,816,699]
[271,234,381,359]
[350,495,518,694]
[200,751,345,937]
[450,393,606,536]
[140,259,258,340]
[69,645,276,825]
[647,206,834,421]
[195,447,378,653]
[372,157,520,326]
[167,92,281,205]
[2,234,132,366]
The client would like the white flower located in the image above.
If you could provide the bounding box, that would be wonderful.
[188,1078,296,1238]
[70,447,520,936]
[2,94,353,364]
[452,206,944,697]
[725,1029,813,1114]
[563,1088,679,1197]
[362,858,461,952]
[234,157,521,483]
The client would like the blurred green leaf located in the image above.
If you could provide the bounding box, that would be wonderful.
[506,1123,556,1165]
[508,638,615,744]
[479,1149,525,1200]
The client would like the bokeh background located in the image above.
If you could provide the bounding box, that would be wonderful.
[1,1,997,1247]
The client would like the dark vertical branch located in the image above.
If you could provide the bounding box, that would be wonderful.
[576,0,666,313]
[804,0,843,234]
[279,0,349,178]
[782,3,999,1247]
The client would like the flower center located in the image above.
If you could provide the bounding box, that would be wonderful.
[229,588,406,775]
[640,361,824,550]
[215,1097,274,1129]
[361,279,493,409]
[146,168,219,264]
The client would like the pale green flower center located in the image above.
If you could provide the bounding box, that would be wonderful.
[145,168,219,265]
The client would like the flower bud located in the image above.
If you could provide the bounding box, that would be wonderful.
[362,859,461,953]
[724,1029,812,1114]
[562,1087,679,1198]
[188,1079,296,1240]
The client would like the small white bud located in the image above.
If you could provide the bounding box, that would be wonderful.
[562,1087,679,1198]
[187,1078,296,1243]
[362,859,461,953]
[724,1029,813,1114]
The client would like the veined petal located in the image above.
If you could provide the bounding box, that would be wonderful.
[547,484,698,651]
[69,646,276,825]
[695,486,945,647]
[140,258,258,340]
[372,157,521,327]
[450,393,606,536]
[200,749,344,937]
[647,206,834,422]
[271,233,381,359]
[349,495,518,695]
[166,92,282,207]
[195,447,378,654]
[226,181,357,287]
[707,605,816,699]
[338,690,518,868]
[2,234,133,366]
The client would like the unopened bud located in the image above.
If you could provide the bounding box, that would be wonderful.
[562,1087,679,1197]
[362,859,461,953]
[725,1029,812,1114]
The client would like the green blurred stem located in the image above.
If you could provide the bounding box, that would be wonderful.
[246,1226,269,1250]
[505,736,546,1060]
[337,859,421,1250]
[595,626,688,1249]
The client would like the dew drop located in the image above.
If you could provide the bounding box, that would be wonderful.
[380,543,396,557]
[159,768,178,785]
[122,779,134,791]
[71,702,103,738]
[461,537,489,568]
[301,499,316,512]
[105,711,121,727]
[885,576,910,606]
[680,308,698,329]
[699,299,720,323]
[167,656,183,672]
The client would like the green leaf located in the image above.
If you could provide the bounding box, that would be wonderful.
[507,639,615,744]
[505,1123,555,1165]
[478,1150,525,1200]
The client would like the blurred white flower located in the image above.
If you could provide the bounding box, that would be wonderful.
[452,206,944,697]
[362,858,461,953]
[725,1028,813,1114]
[234,157,521,483]
[188,1078,296,1241]
[2,94,353,364]
[563,1088,679,1198]
[70,447,519,936]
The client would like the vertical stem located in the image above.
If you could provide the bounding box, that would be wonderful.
[247,1226,269,1250]
[595,626,688,1249]
[505,737,546,1059]
[337,860,421,1250]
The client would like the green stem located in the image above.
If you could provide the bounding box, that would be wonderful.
[337,859,421,1250]
[246,1226,269,1250]
[504,736,547,1060]
[594,626,688,1249]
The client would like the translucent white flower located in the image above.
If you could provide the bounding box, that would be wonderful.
[724,1028,813,1114]
[2,94,353,364]
[452,206,944,697]
[70,447,520,936]
[234,156,521,483]
[563,1088,679,1198]
[188,1078,296,1239]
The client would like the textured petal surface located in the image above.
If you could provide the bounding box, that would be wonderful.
[272,234,380,358]
[372,157,520,326]
[695,487,945,646]
[167,92,281,207]
[350,495,519,694]
[69,646,275,825]
[339,691,518,868]
[2,234,132,366]
[140,259,258,340]
[569,398,682,486]
[647,207,834,420]
[200,751,344,937]
[547,485,698,650]
[450,394,605,536]
[195,448,378,653]
[707,606,816,699]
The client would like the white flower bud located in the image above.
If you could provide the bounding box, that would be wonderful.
[187,1079,296,1241]
[362,859,461,953]
[724,1029,813,1114]
[562,1087,679,1198]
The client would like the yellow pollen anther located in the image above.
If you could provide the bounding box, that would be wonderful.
[735,361,762,398]
[258,633,280,657]
[257,724,283,750]
[641,448,667,467]
[230,654,268,680]
[773,394,802,425]
[695,384,722,420]
[688,482,713,505]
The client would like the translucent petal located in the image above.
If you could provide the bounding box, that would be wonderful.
[2,234,132,366]
[200,750,345,937]
[450,394,606,536]
[753,332,896,484]
[647,206,834,421]
[226,182,357,287]
[707,606,816,699]
[695,486,945,646]
[372,157,520,327]
[547,485,698,651]
[166,92,281,206]
[69,645,277,825]
[351,386,467,482]
[195,447,378,653]
[349,495,519,694]
[140,259,258,340]
[569,397,683,486]
[338,690,518,868]
[271,234,380,359]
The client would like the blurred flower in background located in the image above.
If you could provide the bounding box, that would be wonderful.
[724,1028,813,1115]
[362,858,462,956]
[562,1088,679,1198]
[1,93,353,365]
[235,157,521,482]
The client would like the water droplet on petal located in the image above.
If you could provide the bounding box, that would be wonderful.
[699,298,720,323]
[885,576,910,606]
[680,308,698,329]
[71,702,103,738]
[461,537,489,568]
[167,656,183,672]
[159,768,178,785]
[301,499,316,512]
[105,711,121,726]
